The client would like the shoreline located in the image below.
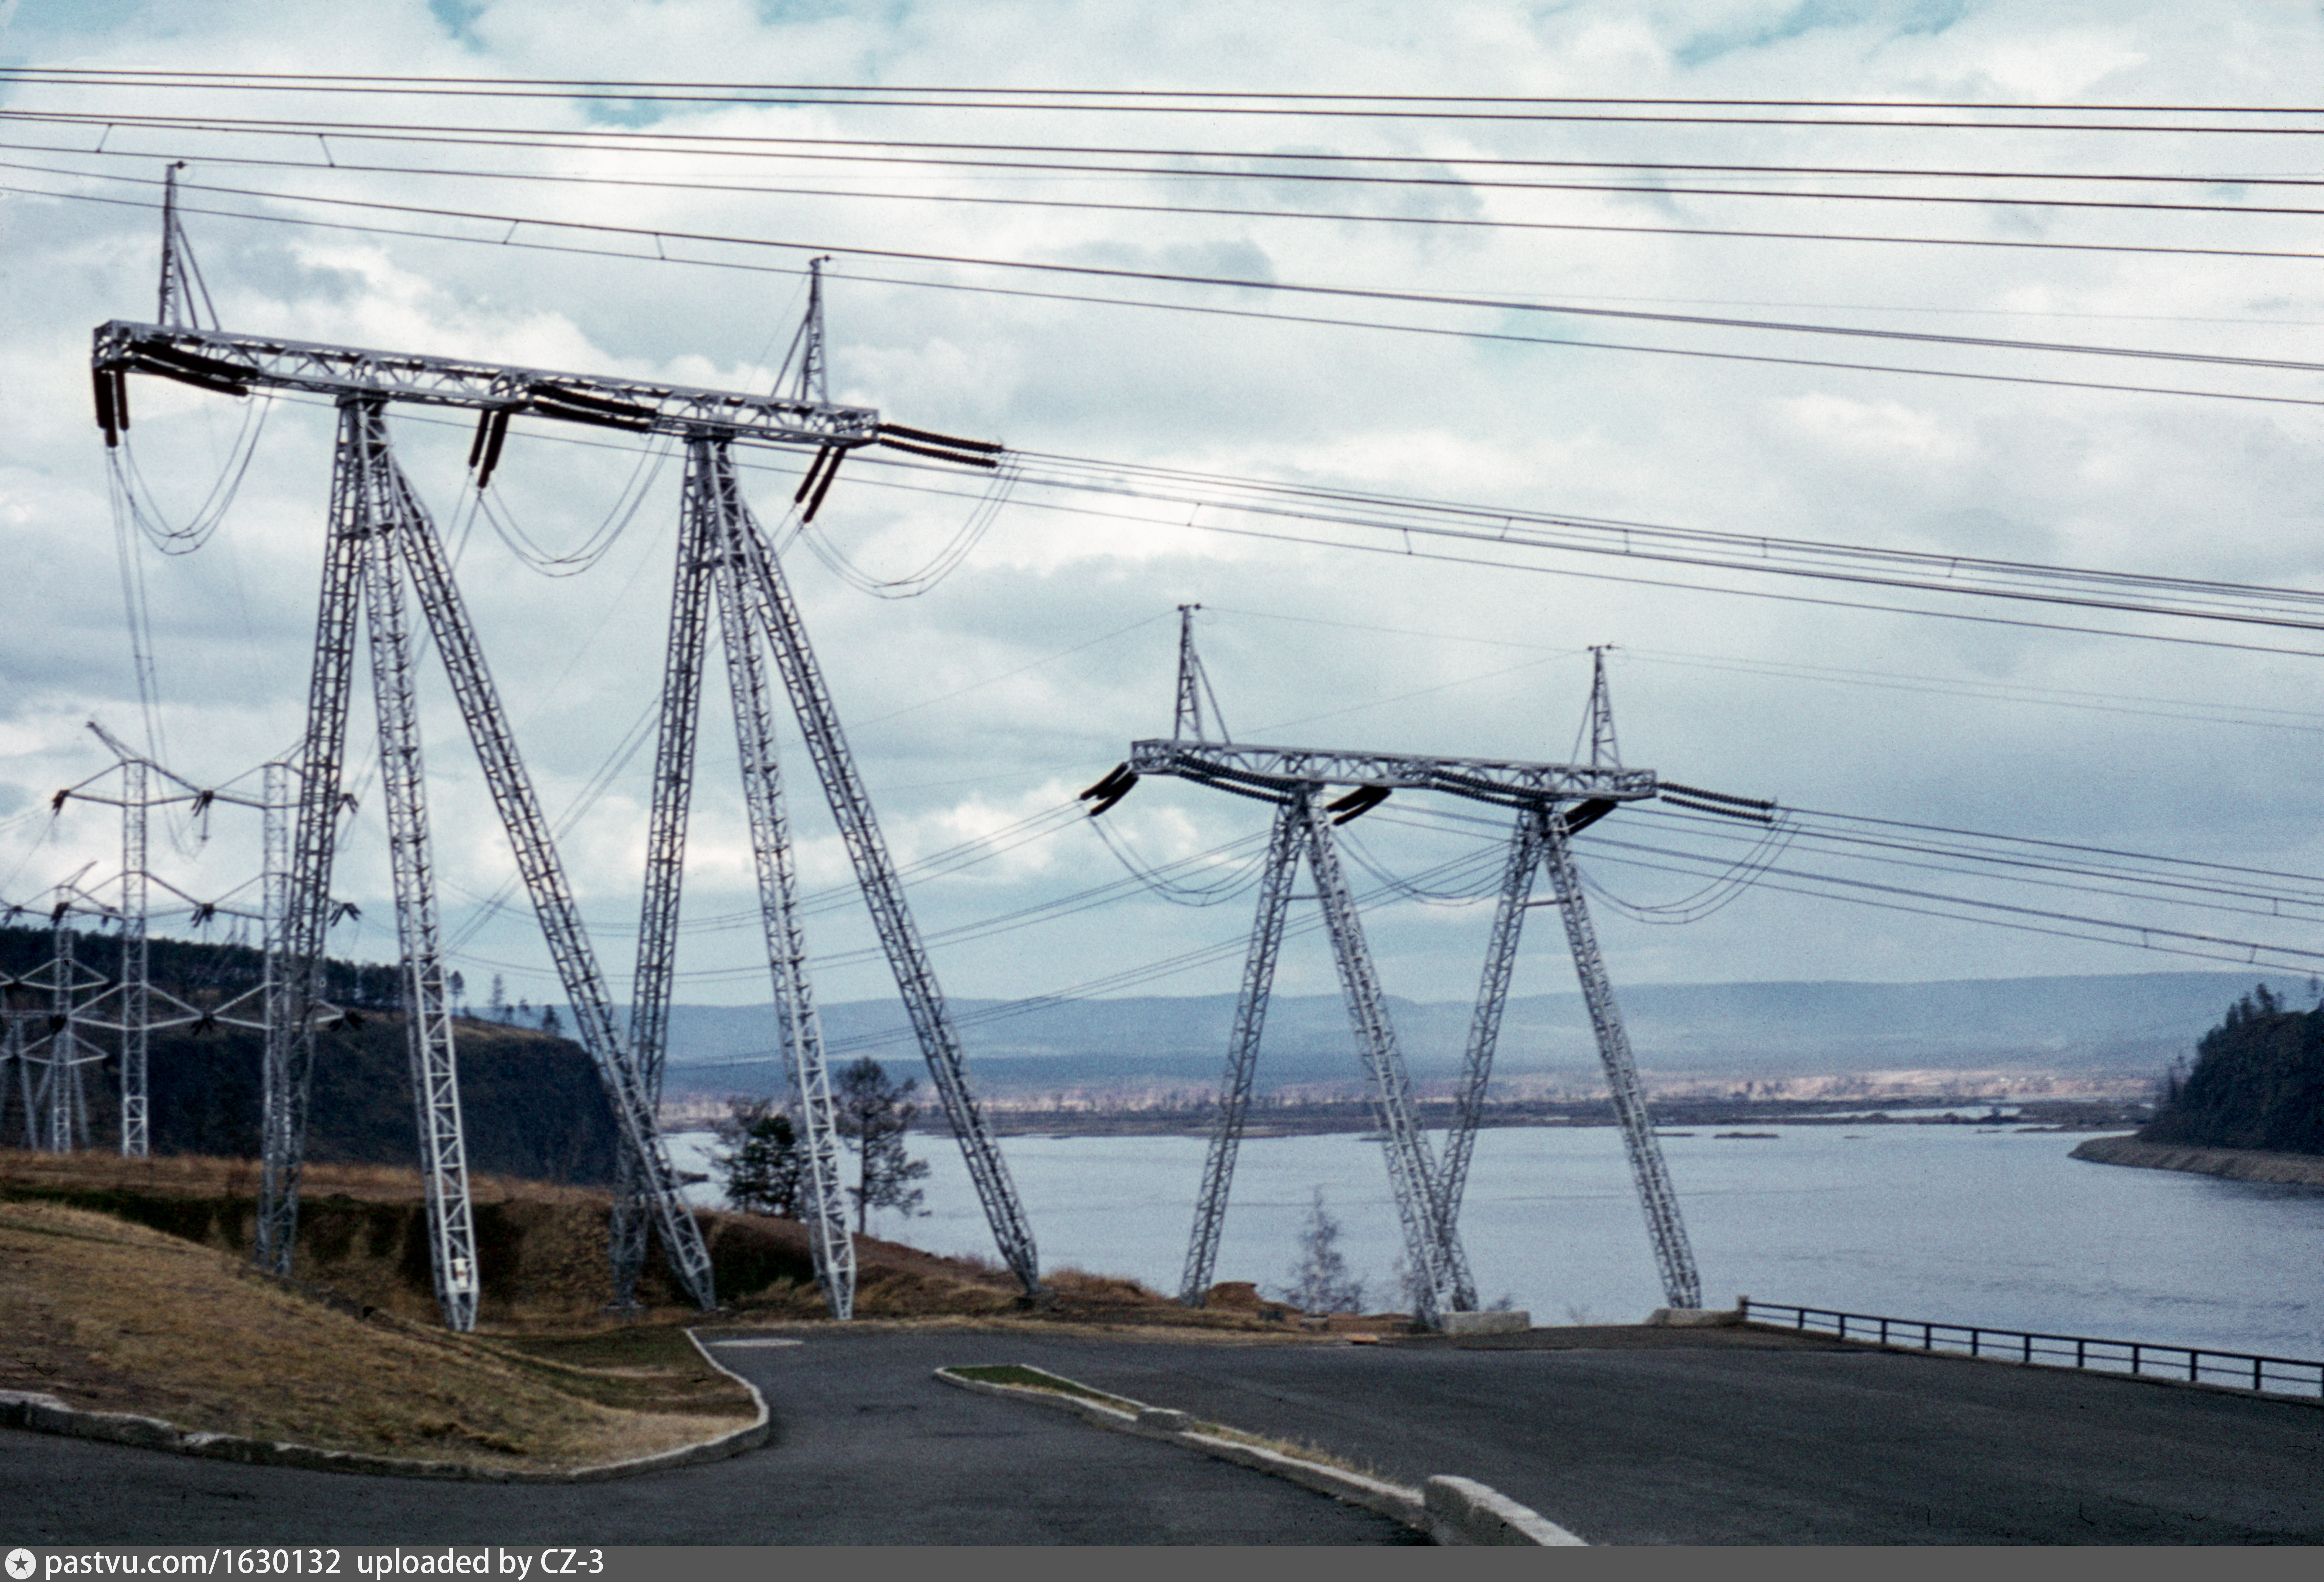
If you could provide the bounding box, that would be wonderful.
[2069,1133,2324,1187]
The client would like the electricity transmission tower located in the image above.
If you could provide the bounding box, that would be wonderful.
[1088,617,1702,1321]
[43,726,282,1158]
[93,201,1042,1316]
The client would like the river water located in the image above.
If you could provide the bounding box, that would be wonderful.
[672,1123,2324,1361]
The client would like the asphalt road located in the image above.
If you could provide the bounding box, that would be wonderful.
[0,1332,1419,1546]
[6,1325,2319,1545]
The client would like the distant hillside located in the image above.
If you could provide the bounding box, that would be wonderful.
[2140,986,2324,1156]
[654,971,2310,1097]
[0,926,619,1182]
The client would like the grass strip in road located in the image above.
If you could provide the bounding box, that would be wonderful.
[938,1363,1380,1479]
[943,1363,1147,1413]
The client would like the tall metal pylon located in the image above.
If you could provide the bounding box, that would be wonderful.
[1116,634,1698,1320]
[97,216,1004,1313]
[44,732,281,1159]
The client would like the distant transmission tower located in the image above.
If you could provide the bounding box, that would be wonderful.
[1087,630,1704,1320]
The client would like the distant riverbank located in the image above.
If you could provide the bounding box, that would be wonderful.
[2071,1133,2324,1187]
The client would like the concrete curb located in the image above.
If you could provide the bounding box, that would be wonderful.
[0,1327,770,1483]
[934,1365,1584,1546]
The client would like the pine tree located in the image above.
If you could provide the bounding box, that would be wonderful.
[835,1058,930,1233]
[715,1098,809,1218]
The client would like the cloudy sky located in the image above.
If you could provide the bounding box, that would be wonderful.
[5,0,2324,1037]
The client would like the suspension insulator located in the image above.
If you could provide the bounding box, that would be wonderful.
[113,370,130,433]
[793,445,836,505]
[93,367,119,446]
[1078,763,1135,801]
[879,421,1002,455]
[465,407,494,471]
[1560,798,1619,834]
[1087,775,1139,817]
[475,409,512,489]
[1327,783,1391,825]
[802,448,846,523]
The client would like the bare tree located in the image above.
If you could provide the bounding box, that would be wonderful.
[1277,1187,1367,1314]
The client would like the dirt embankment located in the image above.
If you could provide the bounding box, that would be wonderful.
[2070,1133,2324,1187]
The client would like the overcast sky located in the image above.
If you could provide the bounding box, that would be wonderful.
[5,0,2324,1025]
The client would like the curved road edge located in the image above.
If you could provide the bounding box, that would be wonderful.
[933,1363,1585,1546]
[0,1327,769,1485]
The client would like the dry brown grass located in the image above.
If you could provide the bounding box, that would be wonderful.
[0,1147,1338,1341]
[0,1199,755,1468]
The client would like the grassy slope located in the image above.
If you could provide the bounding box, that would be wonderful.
[0,1199,753,1468]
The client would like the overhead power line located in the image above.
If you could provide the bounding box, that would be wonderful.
[16,72,2324,131]
[18,165,2324,418]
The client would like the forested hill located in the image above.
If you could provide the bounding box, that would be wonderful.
[0,925,619,1183]
[2140,986,2324,1156]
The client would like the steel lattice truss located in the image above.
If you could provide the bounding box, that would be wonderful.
[1128,626,1701,1322]
[94,323,881,450]
[96,292,1036,1318]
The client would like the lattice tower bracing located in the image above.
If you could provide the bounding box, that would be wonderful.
[1,1015,20,1148]
[1585,647,1621,770]
[380,415,719,1311]
[610,437,723,1309]
[727,480,1044,1295]
[1177,796,1303,1305]
[700,436,855,1318]
[118,756,151,1157]
[1298,793,1473,1324]
[354,414,483,1331]
[258,401,372,1278]
[1537,806,1701,1309]
[44,920,84,1151]
[260,759,291,1171]
[1432,810,1546,1307]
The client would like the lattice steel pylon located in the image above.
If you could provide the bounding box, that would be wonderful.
[1110,635,1701,1321]
[94,231,1017,1312]
[43,732,286,1159]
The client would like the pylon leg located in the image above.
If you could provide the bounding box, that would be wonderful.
[1179,796,1301,1305]
[1299,791,1473,1323]
[728,489,1042,1296]
[1539,806,1700,1309]
[258,400,368,1278]
[1433,812,1544,1307]
[360,492,481,1332]
[700,437,855,1319]
[614,437,719,1310]
[387,407,717,1311]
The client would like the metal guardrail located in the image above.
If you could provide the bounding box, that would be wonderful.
[1741,1300,2324,1400]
